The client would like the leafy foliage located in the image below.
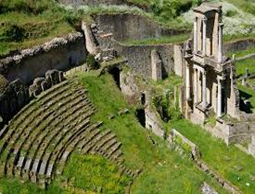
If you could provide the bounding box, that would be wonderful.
[86,54,100,70]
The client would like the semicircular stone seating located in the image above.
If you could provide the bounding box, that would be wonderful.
[0,79,136,188]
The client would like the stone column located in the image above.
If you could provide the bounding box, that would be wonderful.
[193,67,198,104]
[194,17,198,53]
[186,63,190,100]
[218,23,223,63]
[202,18,207,56]
[202,70,207,110]
[217,76,222,117]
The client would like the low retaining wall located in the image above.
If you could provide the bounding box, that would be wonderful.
[168,129,200,160]
[224,39,255,54]
[0,32,87,85]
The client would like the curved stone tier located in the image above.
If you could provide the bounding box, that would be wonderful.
[0,80,135,188]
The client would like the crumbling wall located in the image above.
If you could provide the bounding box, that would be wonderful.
[29,70,65,97]
[145,107,165,138]
[224,39,255,54]
[0,79,30,123]
[114,41,174,78]
[174,44,184,77]
[0,32,87,84]
[94,14,188,42]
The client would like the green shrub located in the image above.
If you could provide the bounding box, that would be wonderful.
[86,54,100,70]
[225,10,238,17]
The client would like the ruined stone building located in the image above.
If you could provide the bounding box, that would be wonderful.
[182,3,239,124]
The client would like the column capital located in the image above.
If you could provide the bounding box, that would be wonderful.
[217,76,223,82]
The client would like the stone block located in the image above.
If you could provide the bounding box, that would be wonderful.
[151,50,162,81]
[46,69,60,86]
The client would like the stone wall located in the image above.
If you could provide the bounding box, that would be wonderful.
[224,39,255,54]
[59,0,125,6]
[0,79,30,123]
[168,129,200,160]
[174,44,184,77]
[0,32,87,84]
[94,13,187,42]
[145,107,165,138]
[114,41,174,78]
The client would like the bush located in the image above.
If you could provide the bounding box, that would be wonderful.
[86,54,100,70]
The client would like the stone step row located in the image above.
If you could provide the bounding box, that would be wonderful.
[0,84,81,156]
[0,87,86,163]
[8,80,72,131]
[5,97,93,178]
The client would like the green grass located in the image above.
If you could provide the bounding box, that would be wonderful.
[0,0,81,56]
[238,84,255,109]
[63,154,131,194]
[227,47,255,58]
[169,119,255,194]
[122,34,190,46]
[225,0,255,16]
[77,72,228,193]
[235,58,255,77]
[223,33,255,43]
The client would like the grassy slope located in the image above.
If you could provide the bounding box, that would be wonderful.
[0,1,78,56]
[78,73,228,194]
[170,119,255,194]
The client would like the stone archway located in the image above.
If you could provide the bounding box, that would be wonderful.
[109,67,120,89]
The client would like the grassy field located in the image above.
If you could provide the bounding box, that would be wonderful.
[235,58,255,77]
[122,34,189,46]
[227,47,255,58]
[0,0,80,56]
[78,73,229,193]
[169,119,255,194]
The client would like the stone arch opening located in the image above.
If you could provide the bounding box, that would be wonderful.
[109,67,120,89]
[136,109,146,127]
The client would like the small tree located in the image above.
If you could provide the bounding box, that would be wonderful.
[86,54,100,70]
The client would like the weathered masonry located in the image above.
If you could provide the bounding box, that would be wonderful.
[182,3,239,123]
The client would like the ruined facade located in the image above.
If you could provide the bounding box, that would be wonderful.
[182,3,239,124]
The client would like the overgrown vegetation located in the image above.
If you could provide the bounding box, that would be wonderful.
[86,54,100,70]
[63,154,131,193]
[77,73,227,193]
[122,34,189,46]
[0,0,82,56]
[235,58,255,77]
[169,119,255,194]
[150,74,183,122]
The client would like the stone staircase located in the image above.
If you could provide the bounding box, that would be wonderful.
[0,79,136,188]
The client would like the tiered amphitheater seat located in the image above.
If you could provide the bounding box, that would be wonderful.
[0,79,136,188]
[0,80,97,188]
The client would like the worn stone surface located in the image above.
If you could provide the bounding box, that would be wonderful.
[114,41,174,78]
[201,182,218,194]
[82,21,99,55]
[174,44,183,77]
[168,129,200,160]
[145,107,165,138]
[151,50,162,81]
[29,70,65,97]
[0,79,29,123]
[0,32,86,84]
[94,14,188,43]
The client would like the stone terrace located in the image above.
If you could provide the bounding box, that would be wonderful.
[0,79,134,188]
